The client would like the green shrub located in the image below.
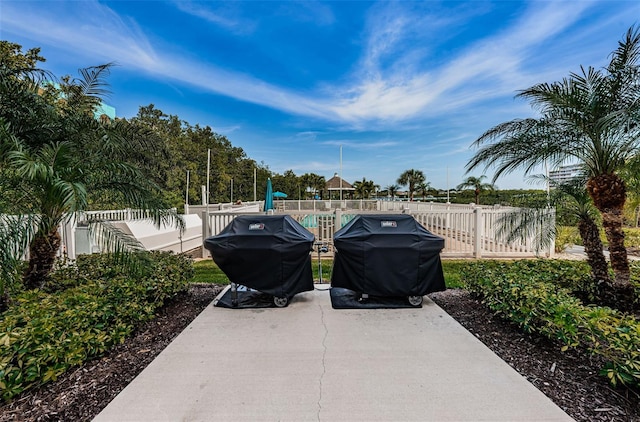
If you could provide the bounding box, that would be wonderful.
[0,251,192,401]
[555,226,582,251]
[625,228,640,248]
[462,260,640,389]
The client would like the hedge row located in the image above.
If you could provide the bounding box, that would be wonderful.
[0,251,193,401]
[462,260,640,389]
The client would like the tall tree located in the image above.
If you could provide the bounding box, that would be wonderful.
[300,173,325,199]
[560,179,610,286]
[0,48,179,290]
[416,181,432,200]
[466,26,640,299]
[353,178,377,199]
[397,169,425,201]
[385,184,400,200]
[129,104,266,207]
[272,170,300,199]
[456,176,495,205]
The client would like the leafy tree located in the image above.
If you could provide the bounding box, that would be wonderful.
[272,170,300,199]
[129,104,267,207]
[0,47,179,291]
[467,26,640,298]
[397,169,425,201]
[456,176,495,205]
[0,41,46,73]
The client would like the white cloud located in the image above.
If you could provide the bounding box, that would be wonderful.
[171,1,257,34]
[213,125,241,135]
[322,140,400,150]
[0,0,627,131]
[330,1,592,123]
[1,1,159,70]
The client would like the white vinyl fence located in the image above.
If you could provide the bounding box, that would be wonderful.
[59,209,199,259]
[199,202,555,259]
[5,201,553,261]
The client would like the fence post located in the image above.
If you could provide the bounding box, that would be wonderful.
[335,209,343,231]
[474,207,483,258]
[201,210,209,259]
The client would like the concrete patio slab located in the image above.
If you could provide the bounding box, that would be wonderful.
[94,288,573,421]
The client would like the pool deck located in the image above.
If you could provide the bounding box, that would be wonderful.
[94,288,573,422]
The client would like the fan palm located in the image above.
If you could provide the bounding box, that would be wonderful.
[467,26,640,292]
[456,176,494,205]
[385,184,399,200]
[416,182,432,200]
[397,169,425,201]
[353,178,377,199]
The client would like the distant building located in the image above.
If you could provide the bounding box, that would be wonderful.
[549,164,582,186]
[44,81,116,121]
[94,102,116,120]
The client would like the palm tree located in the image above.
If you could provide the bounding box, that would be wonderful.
[466,26,640,295]
[300,173,325,199]
[353,178,377,199]
[0,60,180,290]
[456,176,494,205]
[385,184,399,200]
[561,180,610,286]
[416,181,432,201]
[397,169,425,201]
[497,177,610,293]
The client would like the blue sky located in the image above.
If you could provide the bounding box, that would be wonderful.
[1,1,639,191]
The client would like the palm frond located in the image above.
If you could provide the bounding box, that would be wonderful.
[608,25,640,74]
[495,207,556,254]
[74,63,114,100]
[0,213,38,293]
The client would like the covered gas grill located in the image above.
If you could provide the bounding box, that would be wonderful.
[204,215,314,307]
[331,214,446,306]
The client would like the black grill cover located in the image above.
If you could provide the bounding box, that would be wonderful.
[203,215,314,298]
[331,214,446,296]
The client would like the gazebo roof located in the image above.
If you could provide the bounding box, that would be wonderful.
[325,173,354,191]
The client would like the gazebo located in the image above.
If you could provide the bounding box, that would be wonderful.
[325,173,354,200]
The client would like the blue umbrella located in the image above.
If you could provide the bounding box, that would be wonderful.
[265,178,274,211]
[273,191,288,198]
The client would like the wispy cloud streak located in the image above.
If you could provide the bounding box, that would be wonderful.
[0,0,625,130]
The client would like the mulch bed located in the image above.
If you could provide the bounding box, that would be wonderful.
[430,289,640,422]
[1,285,639,421]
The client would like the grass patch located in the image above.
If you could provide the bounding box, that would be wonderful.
[312,259,334,282]
[441,260,467,289]
[191,260,229,284]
